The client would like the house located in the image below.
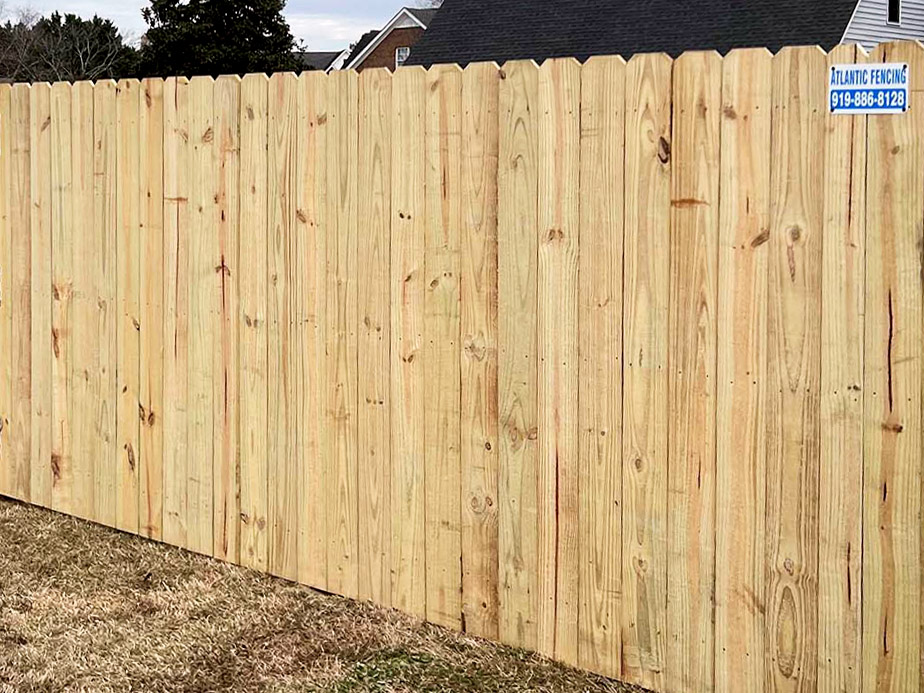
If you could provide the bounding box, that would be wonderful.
[406,0,924,68]
[344,6,439,72]
[295,51,346,72]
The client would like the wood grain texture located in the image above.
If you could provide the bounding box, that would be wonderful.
[116,80,142,534]
[818,43,866,693]
[295,71,327,590]
[238,73,269,574]
[460,60,500,641]
[714,48,772,693]
[390,66,427,618]
[7,84,31,505]
[65,81,95,522]
[0,84,10,499]
[267,72,298,580]
[621,52,671,692]
[162,77,190,548]
[214,75,240,563]
[139,78,165,541]
[92,80,118,528]
[30,81,53,510]
[861,40,923,693]
[326,69,359,598]
[50,81,75,517]
[666,50,721,693]
[357,68,392,606]
[497,59,539,651]
[424,63,463,632]
[578,54,625,680]
[536,57,581,667]
[765,46,826,693]
[186,76,217,556]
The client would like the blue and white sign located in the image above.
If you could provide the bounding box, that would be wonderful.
[829,63,909,115]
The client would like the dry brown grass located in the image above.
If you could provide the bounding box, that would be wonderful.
[0,498,646,693]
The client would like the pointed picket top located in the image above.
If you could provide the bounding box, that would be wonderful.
[582,53,628,70]
[673,48,723,71]
[215,73,243,84]
[241,72,270,85]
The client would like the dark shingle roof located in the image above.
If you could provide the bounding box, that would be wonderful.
[405,7,440,27]
[406,0,859,67]
[344,30,380,66]
[295,51,343,71]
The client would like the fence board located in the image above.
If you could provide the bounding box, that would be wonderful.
[621,52,671,692]
[30,82,53,511]
[460,60,500,641]
[666,50,721,693]
[162,76,190,548]
[326,69,360,598]
[390,66,426,617]
[186,76,217,556]
[238,73,269,573]
[862,40,923,693]
[765,46,826,693]
[267,72,298,580]
[0,84,10,500]
[93,80,118,528]
[536,57,581,666]
[714,48,771,693]
[497,59,540,651]
[425,63,464,632]
[7,84,31,505]
[578,54,625,680]
[358,68,392,606]
[214,75,240,562]
[68,81,96,522]
[51,81,75,517]
[818,43,866,693]
[295,71,327,589]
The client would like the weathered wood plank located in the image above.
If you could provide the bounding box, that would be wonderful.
[50,81,75,517]
[139,77,165,541]
[326,69,359,598]
[238,73,269,573]
[93,80,118,528]
[666,50,721,693]
[714,48,771,693]
[460,60,500,642]
[295,70,327,590]
[162,76,190,548]
[818,43,866,693]
[577,54,625,680]
[67,81,96,522]
[390,66,427,617]
[765,46,826,693]
[425,63,463,632]
[6,84,31,505]
[357,67,392,606]
[862,40,923,693]
[213,75,240,563]
[621,52,671,692]
[497,59,540,651]
[267,72,298,579]
[536,56,581,667]
[0,84,10,500]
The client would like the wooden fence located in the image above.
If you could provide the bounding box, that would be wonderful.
[0,40,922,693]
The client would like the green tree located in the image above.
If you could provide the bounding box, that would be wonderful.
[139,0,302,77]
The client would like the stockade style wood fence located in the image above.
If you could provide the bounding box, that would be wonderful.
[0,40,922,693]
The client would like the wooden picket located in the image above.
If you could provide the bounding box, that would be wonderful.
[1,44,923,693]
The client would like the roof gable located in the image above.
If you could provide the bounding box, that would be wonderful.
[407,0,860,67]
[346,6,436,70]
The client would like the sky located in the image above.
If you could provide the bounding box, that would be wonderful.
[1,0,421,51]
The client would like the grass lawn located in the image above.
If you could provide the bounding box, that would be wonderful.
[0,498,646,693]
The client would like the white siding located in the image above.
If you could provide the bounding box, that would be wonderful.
[843,0,924,49]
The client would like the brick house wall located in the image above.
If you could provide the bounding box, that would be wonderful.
[356,27,426,71]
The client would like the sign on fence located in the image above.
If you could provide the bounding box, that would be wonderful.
[829,62,909,114]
